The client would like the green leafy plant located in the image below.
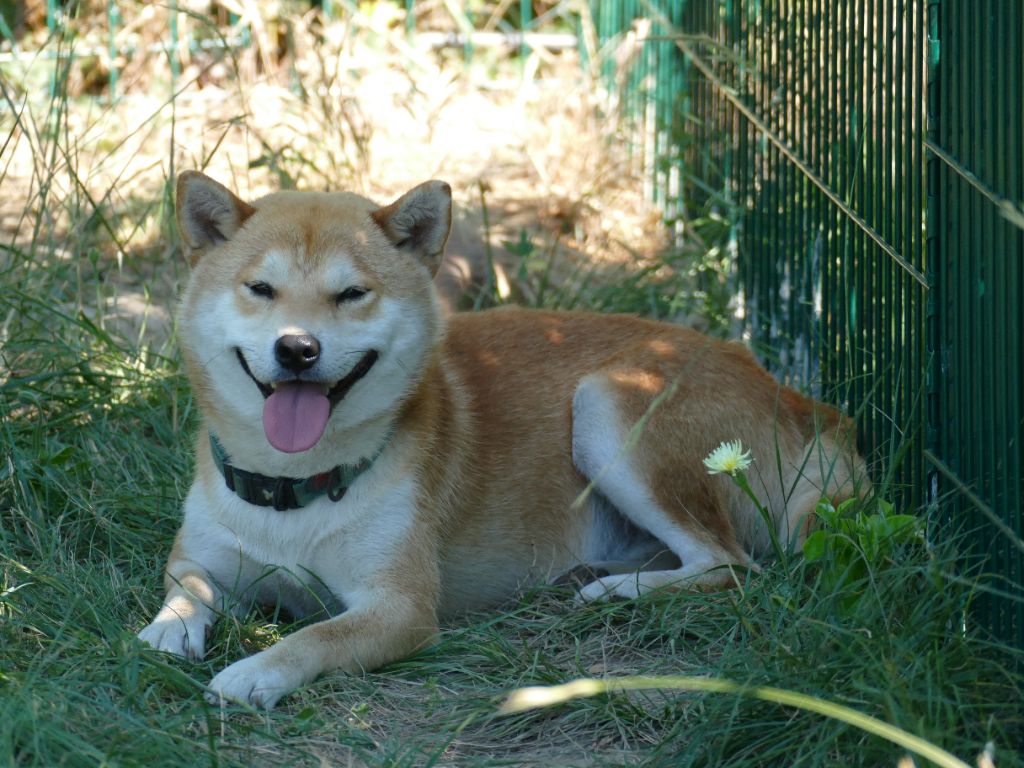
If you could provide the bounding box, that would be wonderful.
[802,497,925,613]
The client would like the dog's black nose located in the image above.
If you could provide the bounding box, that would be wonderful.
[275,334,320,372]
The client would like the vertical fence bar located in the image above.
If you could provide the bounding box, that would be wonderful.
[0,8,16,47]
[781,0,794,380]
[925,0,941,525]
[872,0,885,474]
[812,0,825,390]
[464,5,474,70]
[766,4,779,363]
[1011,0,1024,641]
[991,0,1006,632]
[107,0,120,100]
[822,0,835,397]
[980,1,994,612]
[893,0,905,494]
[803,0,817,387]
[967,1,981,529]
[948,0,963,511]
[169,2,180,87]
[757,2,769,352]
[913,1,926,509]
[46,0,58,96]
[520,0,532,61]
[838,1,853,415]
[868,0,880,464]
[905,0,919,504]
[885,0,896,483]
[851,0,865,453]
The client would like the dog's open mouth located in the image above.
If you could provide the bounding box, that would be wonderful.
[235,348,379,453]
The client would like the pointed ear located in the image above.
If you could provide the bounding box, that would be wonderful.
[371,180,452,276]
[176,171,256,263]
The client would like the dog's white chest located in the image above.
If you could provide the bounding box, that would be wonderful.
[184,470,418,617]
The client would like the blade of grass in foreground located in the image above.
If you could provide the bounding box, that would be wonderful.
[500,676,972,768]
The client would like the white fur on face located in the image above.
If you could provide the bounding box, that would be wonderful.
[178,248,437,471]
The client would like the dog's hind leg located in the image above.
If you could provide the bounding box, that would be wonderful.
[570,373,747,601]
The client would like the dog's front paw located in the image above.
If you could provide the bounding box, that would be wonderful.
[205,652,299,709]
[138,609,210,661]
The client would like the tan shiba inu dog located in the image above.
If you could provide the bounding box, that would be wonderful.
[138,172,867,707]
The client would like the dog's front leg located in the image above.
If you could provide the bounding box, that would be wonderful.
[138,480,249,661]
[137,542,222,662]
[205,582,438,709]
[205,522,441,709]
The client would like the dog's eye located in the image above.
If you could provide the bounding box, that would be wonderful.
[246,281,275,299]
[335,287,369,304]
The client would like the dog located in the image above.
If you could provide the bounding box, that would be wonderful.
[137,172,867,708]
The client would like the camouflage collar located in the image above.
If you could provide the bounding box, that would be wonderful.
[208,432,387,511]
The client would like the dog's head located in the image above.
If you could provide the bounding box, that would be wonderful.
[175,172,451,457]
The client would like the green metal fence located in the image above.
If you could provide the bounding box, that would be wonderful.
[590,0,1023,644]
[928,1,1023,644]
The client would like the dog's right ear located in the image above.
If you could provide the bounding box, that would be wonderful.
[176,171,255,264]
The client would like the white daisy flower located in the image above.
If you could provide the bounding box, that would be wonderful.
[703,440,754,476]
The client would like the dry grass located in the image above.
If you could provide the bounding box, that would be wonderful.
[0,0,662,346]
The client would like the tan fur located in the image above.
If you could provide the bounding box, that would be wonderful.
[138,173,869,707]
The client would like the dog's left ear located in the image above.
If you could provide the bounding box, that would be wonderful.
[371,181,452,277]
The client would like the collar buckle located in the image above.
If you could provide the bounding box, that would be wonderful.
[272,477,299,511]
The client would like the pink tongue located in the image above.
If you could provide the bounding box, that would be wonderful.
[262,381,331,453]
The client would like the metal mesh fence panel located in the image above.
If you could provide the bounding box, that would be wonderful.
[927,0,1023,647]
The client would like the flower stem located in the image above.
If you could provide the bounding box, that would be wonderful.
[732,471,788,567]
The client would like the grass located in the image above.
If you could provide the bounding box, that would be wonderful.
[2,3,1024,767]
